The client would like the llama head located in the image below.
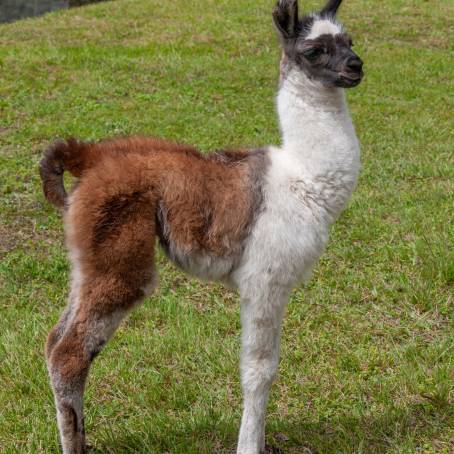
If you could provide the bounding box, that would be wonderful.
[273,0,363,88]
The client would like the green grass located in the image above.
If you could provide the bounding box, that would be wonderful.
[0,0,453,452]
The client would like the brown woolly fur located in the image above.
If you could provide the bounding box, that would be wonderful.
[40,134,270,306]
[41,136,268,454]
[50,137,268,267]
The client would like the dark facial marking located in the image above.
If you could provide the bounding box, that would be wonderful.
[288,31,363,88]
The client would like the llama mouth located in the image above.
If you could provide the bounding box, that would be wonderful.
[340,71,363,81]
[338,71,363,87]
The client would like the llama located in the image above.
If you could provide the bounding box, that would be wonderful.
[40,0,364,452]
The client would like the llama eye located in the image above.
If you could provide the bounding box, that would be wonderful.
[303,48,324,60]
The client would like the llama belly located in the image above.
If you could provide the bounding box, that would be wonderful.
[159,239,239,283]
[156,201,248,284]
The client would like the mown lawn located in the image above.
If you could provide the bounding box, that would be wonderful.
[0,0,453,452]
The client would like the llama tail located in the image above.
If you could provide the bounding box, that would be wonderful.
[39,138,92,208]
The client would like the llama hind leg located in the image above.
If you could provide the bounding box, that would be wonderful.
[46,305,73,360]
[46,265,84,359]
[47,272,155,454]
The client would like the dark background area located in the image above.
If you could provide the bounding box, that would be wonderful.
[0,0,107,23]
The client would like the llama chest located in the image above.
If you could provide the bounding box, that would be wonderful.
[288,168,358,220]
[234,192,329,291]
[233,147,359,290]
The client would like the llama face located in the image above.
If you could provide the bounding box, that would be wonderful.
[273,0,363,88]
[295,28,363,88]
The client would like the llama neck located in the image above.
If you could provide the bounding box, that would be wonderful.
[276,70,360,174]
[273,70,361,221]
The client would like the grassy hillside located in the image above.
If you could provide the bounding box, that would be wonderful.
[0,0,453,452]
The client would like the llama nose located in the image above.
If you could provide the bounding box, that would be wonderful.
[346,56,363,72]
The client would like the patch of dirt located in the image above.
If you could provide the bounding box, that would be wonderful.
[0,223,17,255]
[0,206,63,258]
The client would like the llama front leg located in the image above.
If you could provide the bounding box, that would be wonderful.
[237,288,289,454]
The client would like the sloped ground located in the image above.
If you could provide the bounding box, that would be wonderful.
[0,0,453,452]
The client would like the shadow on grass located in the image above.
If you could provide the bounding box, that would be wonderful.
[88,401,453,453]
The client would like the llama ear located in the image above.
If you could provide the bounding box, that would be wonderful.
[320,0,343,17]
[272,0,299,40]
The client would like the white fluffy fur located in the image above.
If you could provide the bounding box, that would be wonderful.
[232,68,360,453]
[306,17,343,39]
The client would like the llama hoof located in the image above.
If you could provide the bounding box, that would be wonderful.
[264,444,282,453]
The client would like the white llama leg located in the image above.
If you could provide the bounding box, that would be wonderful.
[237,286,289,454]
